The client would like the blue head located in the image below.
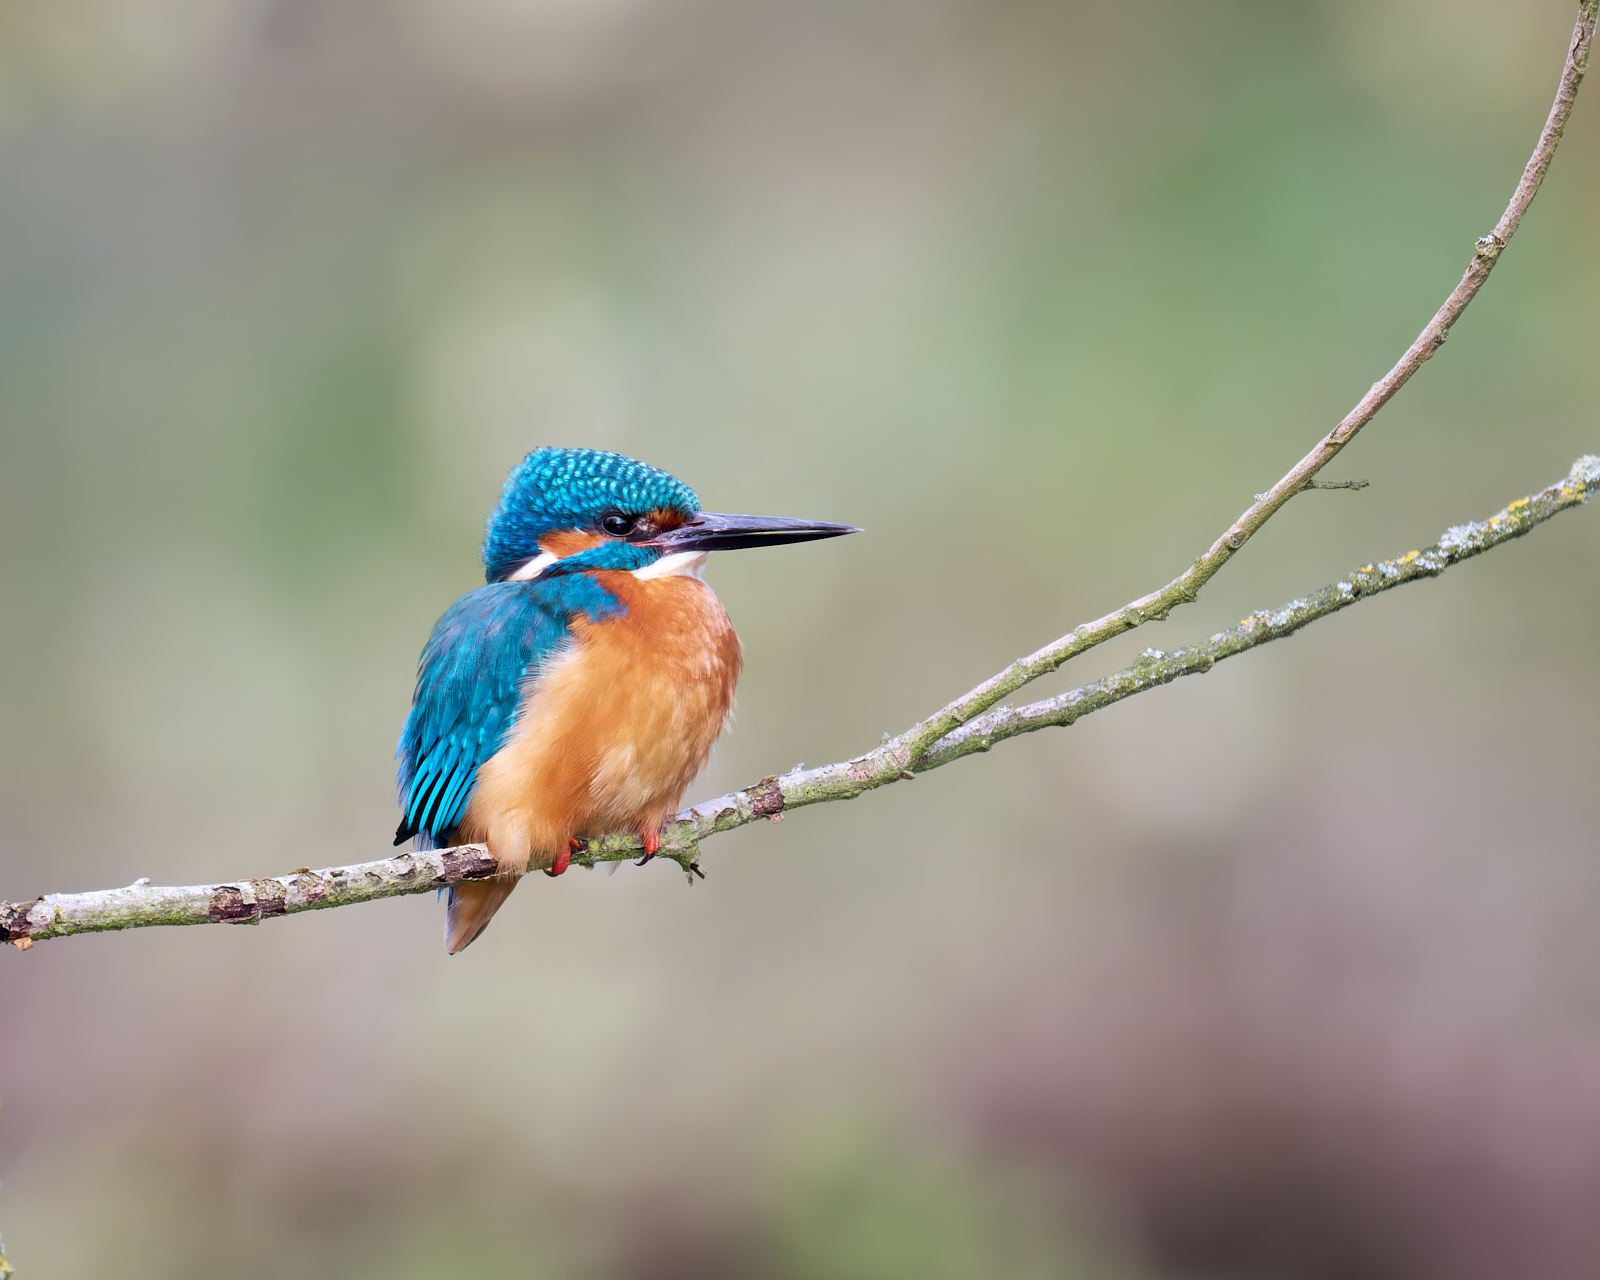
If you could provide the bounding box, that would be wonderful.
[482,448,701,582]
[482,446,860,584]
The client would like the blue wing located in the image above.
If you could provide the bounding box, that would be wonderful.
[395,583,565,846]
[394,573,627,846]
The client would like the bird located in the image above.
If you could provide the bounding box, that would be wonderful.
[395,447,859,953]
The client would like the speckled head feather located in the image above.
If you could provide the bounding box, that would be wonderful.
[482,448,701,583]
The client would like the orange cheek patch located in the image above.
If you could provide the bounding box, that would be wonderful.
[648,508,687,532]
[540,530,606,558]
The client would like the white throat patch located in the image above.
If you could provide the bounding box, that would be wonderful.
[632,550,709,581]
[511,548,709,582]
[509,551,558,582]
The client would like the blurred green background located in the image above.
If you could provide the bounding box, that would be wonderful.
[1,1,1597,1277]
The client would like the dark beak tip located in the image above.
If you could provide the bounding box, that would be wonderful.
[661,513,861,552]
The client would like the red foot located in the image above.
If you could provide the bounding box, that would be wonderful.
[635,827,662,866]
[545,837,582,878]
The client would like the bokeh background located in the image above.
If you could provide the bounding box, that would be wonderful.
[1,1,1598,1276]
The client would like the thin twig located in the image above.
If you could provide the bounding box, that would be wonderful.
[919,457,1600,771]
[5,458,1594,947]
[892,0,1597,769]
[1256,480,1370,499]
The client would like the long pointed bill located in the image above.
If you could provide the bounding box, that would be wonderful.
[653,512,861,552]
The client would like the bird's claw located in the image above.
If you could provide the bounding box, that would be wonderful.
[634,827,663,866]
[546,836,583,877]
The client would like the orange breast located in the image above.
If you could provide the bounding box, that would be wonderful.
[458,570,743,874]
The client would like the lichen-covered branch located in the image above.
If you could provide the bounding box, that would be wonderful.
[3,8,1594,951]
[0,847,498,949]
[920,456,1600,770]
[895,0,1597,769]
[5,458,1593,948]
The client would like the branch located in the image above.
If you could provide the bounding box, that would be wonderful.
[5,458,1595,948]
[893,0,1597,768]
[3,7,1594,950]
[917,457,1600,771]
[2,848,497,949]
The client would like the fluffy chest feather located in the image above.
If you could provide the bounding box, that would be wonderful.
[459,569,742,870]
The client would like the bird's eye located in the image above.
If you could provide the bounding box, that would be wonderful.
[601,512,636,537]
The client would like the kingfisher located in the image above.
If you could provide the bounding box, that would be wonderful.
[395,447,858,953]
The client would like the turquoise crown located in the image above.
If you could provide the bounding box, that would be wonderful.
[481,448,700,583]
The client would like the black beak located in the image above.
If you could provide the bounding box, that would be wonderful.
[652,512,861,552]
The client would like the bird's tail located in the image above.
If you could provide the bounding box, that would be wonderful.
[444,877,520,954]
